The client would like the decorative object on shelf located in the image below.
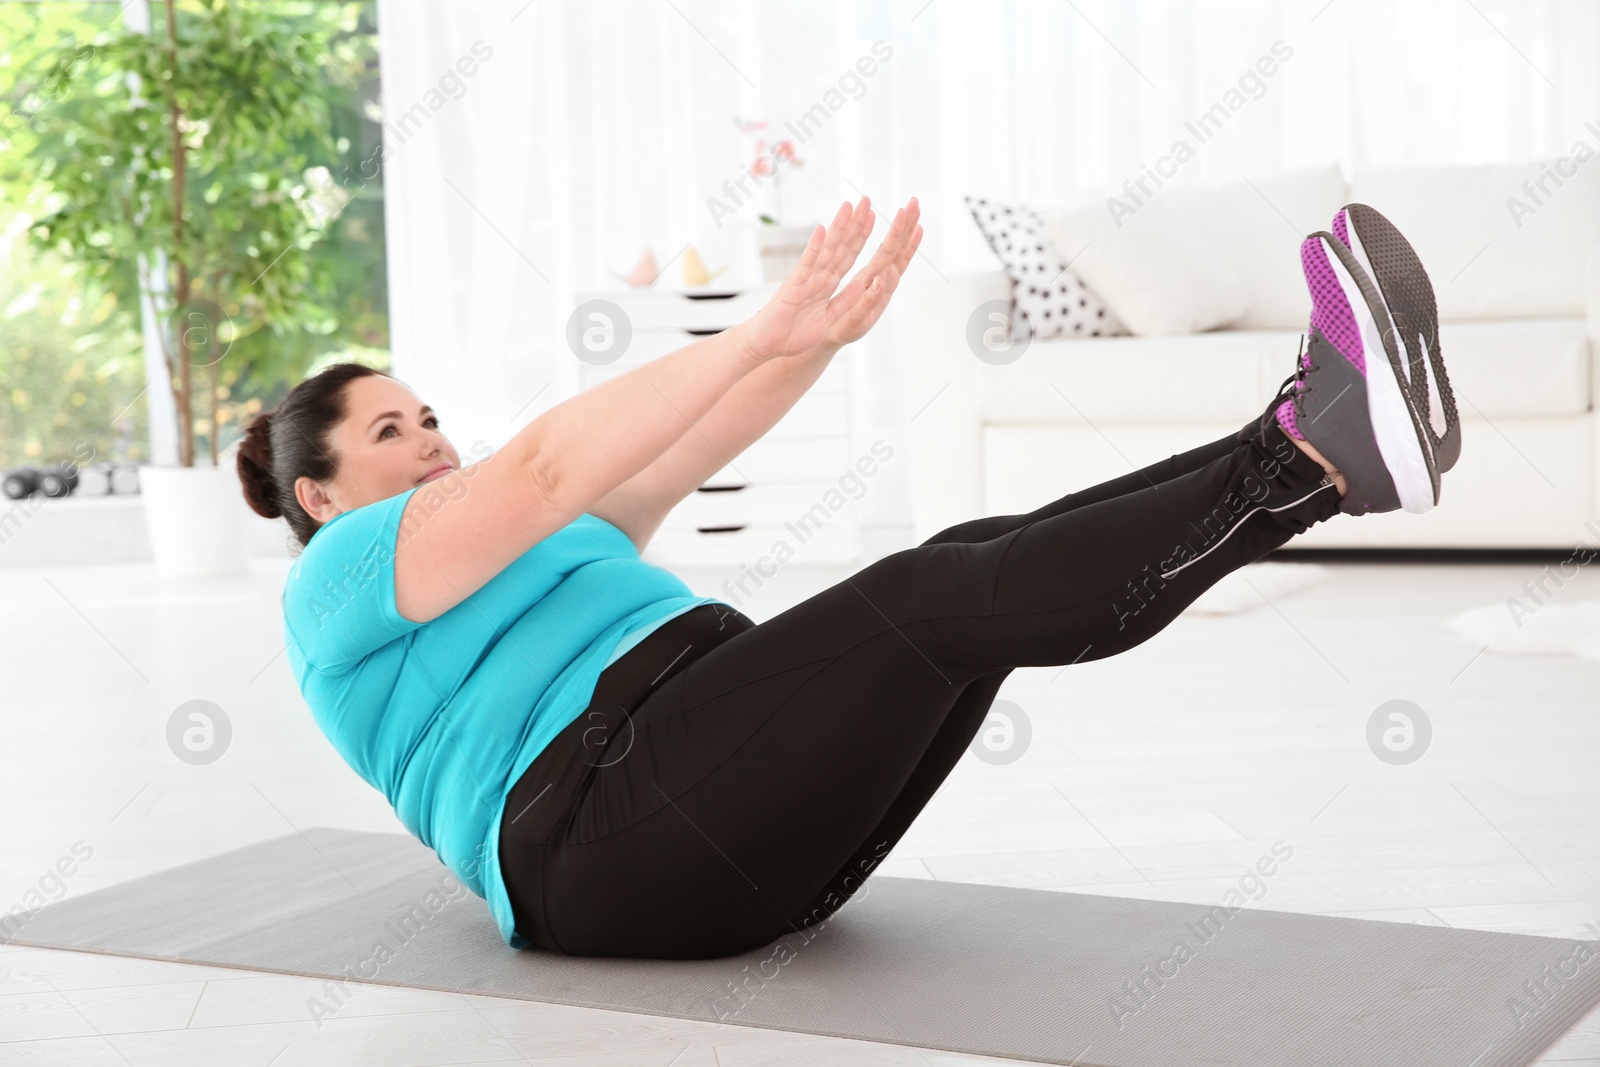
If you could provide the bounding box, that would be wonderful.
[610,248,661,287]
[735,116,817,283]
[755,220,816,284]
[681,246,729,287]
[736,116,805,226]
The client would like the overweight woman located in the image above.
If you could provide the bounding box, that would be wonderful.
[237,195,1459,960]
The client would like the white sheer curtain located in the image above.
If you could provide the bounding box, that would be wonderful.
[375,0,1600,540]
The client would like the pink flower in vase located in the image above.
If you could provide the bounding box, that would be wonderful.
[768,139,803,224]
[737,118,805,224]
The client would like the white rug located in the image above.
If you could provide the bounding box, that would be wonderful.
[1448,599,1600,663]
[1183,561,1330,615]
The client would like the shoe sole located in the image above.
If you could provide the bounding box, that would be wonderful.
[1302,233,1438,514]
[1337,204,1461,475]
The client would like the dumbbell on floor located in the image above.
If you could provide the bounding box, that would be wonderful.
[2,461,144,500]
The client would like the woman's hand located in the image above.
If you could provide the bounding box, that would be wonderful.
[823,197,921,347]
[739,195,922,361]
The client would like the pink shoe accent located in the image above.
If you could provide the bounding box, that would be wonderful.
[1301,236,1365,375]
[1332,208,1349,248]
[1274,397,1306,441]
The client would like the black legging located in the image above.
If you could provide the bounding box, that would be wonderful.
[497,418,1341,961]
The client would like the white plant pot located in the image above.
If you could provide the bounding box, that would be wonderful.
[754,223,816,283]
[138,462,252,578]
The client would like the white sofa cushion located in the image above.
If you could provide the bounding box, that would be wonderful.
[1247,317,1590,420]
[980,416,1595,549]
[1420,317,1591,417]
[1046,200,1252,336]
[977,317,1590,426]
[1349,162,1600,320]
[1044,165,1348,335]
[979,330,1295,424]
[1160,164,1350,330]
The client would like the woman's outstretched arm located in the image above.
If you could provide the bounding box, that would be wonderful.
[589,196,923,551]
[521,199,883,516]
[586,338,842,551]
[389,199,887,624]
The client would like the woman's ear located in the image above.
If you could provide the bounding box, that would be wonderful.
[296,475,339,524]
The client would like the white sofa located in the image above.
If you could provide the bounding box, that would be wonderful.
[904,164,1600,549]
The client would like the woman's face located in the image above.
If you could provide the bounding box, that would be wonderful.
[295,374,461,523]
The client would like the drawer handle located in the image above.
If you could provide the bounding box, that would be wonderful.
[684,328,723,336]
[696,524,747,534]
[685,292,738,301]
[696,484,747,493]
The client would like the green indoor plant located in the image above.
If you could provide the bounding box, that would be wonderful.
[5,0,355,574]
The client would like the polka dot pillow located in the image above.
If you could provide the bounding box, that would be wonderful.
[964,195,1128,341]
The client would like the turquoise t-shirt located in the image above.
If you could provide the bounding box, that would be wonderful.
[280,484,720,948]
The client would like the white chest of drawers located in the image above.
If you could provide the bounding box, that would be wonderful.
[563,284,862,567]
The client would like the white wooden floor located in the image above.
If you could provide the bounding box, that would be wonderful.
[2,551,1597,1065]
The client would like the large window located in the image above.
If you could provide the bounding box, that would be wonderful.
[0,0,389,471]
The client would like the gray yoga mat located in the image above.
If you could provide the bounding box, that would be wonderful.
[8,828,1598,1067]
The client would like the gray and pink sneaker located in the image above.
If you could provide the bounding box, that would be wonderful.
[1329,204,1461,474]
[1263,226,1449,516]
